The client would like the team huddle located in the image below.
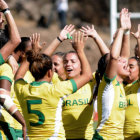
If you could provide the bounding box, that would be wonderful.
[0,0,140,140]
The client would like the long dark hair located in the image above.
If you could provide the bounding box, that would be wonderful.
[93,53,109,99]
[14,37,30,53]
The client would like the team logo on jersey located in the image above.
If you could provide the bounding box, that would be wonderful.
[63,98,89,106]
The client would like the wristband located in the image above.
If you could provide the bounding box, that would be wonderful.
[124,30,130,35]
[57,36,62,42]
[6,55,12,62]
[4,10,10,15]
[67,33,72,39]
[11,108,18,115]
[1,8,10,14]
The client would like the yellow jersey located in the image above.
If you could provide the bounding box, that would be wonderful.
[10,71,35,130]
[14,78,77,140]
[124,80,140,139]
[62,73,96,139]
[52,72,62,84]
[96,74,127,140]
[0,63,15,139]
[0,63,14,124]
[0,63,13,83]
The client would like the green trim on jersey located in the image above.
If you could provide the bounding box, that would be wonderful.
[115,81,120,86]
[0,131,2,140]
[0,76,12,84]
[92,131,103,140]
[30,81,50,86]
[132,79,138,85]
[70,79,77,93]
[104,73,116,83]
[0,53,5,65]
[0,121,16,140]
[15,78,27,84]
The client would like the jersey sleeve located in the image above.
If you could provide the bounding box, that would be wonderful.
[14,78,27,98]
[0,53,5,65]
[0,63,13,83]
[92,72,96,79]
[51,72,61,84]
[51,79,77,97]
[24,71,35,83]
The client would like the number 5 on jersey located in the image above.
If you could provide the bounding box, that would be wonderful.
[27,99,45,126]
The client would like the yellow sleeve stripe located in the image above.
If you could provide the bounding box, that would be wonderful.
[70,79,77,93]
[0,76,12,84]
[104,73,116,83]
[0,53,5,65]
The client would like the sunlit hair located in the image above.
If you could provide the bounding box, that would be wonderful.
[26,51,52,81]
[53,52,65,58]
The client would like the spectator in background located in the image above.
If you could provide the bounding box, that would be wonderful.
[56,0,68,29]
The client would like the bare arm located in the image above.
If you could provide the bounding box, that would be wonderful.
[7,55,19,75]
[105,28,124,79]
[80,25,110,55]
[14,58,29,81]
[14,33,42,80]
[0,89,26,140]
[138,39,140,58]
[120,8,131,59]
[106,8,130,79]
[72,32,92,89]
[131,24,140,58]
[12,111,26,140]
[0,0,21,61]
[0,80,11,91]
[121,34,130,58]
[41,24,75,56]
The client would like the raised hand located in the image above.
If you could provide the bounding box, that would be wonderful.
[59,24,75,41]
[30,33,43,52]
[72,31,85,51]
[131,24,140,39]
[22,124,26,140]
[0,0,8,10]
[0,12,4,28]
[120,8,131,30]
[80,25,98,38]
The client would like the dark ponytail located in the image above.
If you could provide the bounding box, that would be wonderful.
[93,53,109,99]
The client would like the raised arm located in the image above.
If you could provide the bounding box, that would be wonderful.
[120,8,131,59]
[14,33,41,80]
[80,25,110,55]
[0,0,21,62]
[41,24,75,56]
[14,57,29,81]
[131,24,140,58]
[106,8,130,79]
[0,12,4,29]
[72,31,92,89]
